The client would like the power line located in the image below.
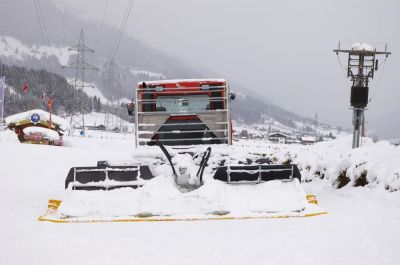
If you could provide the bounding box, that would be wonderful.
[109,0,134,60]
[371,57,389,100]
[95,0,110,50]
[33,0,48,45]
[36,0,50,44]
[335,54,350,90]
[57,0,67,43]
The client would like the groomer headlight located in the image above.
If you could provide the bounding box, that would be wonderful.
[155,86,164,92]
[201,84,210,90]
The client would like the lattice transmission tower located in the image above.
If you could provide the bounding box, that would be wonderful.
[102,58,122,131]
[63,29,98,136]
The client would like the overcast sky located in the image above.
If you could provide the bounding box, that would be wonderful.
[58,0,400,127]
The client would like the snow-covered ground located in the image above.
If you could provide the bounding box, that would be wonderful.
[0,36,70,65]
[65,78,131,105]
[0,130,399,265]
[65,111,134,133]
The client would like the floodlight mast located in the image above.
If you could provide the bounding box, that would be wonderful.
[334,42,391,148]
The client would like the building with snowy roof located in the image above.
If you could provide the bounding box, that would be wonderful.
[268,132,289,144]
[5,109,69,146]
[301,136,317,145]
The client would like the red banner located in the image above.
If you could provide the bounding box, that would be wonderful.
[23,82,29,93]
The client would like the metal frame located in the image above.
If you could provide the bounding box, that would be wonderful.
[72,167,142,190]
[134,82,231,147]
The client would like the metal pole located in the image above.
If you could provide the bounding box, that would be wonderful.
[352,54,365,149]
[134,89,139,148]
[226,84,232,145]
[352,108,362,148]
[0,76,5,130]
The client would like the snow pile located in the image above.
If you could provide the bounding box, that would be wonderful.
[23,127,60,141]
[0,129,19,143]
[5,109,69,131]
[288,136,400,192]
[58,177,314,219]
[352,42,374,52]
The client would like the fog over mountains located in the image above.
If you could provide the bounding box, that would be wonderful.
[0,0,354,134]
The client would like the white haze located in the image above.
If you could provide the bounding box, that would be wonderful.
[58,0,400,136]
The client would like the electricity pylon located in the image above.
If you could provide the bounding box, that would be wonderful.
[102,58,122,131]
[63,29,98,136]
[334,42,390,148]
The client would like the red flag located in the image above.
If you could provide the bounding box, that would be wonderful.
[23,82,29,93]
[40,91,46,101]
[48,96,53,109]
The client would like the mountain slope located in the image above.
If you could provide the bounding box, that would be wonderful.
[0,0,320,131]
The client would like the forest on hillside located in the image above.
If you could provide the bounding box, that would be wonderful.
[0,62,126,120]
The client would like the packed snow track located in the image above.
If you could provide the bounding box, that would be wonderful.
[1,131,399,265]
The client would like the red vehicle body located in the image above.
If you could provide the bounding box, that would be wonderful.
[129,79,233,146]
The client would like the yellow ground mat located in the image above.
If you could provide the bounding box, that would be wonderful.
[38,195,327,223]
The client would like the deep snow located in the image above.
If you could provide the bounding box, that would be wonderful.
[1,130,400,265]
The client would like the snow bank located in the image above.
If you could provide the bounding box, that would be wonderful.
[23,127,60,141]
[58,177,312,219]
[288,136,400,192]
[0,129,19,143]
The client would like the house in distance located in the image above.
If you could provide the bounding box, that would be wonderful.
[268,132,289,144]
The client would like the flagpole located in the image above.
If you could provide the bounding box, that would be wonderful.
[0,76,4,128]
[48,97,52,129]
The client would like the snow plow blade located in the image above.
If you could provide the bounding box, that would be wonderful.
[213,164,301,183]
[38,194,327,223]
[65,161,154,190]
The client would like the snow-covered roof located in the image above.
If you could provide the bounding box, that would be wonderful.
[269,132,289,138]
[5,109,69,131]
[301,136,317,142]
[23,127,60,141]
[352,42,374,52]
[139,79,227,86]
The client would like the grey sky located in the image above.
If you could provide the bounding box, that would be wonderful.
[58,0,400,127]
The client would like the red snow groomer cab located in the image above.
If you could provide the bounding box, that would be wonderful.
[129,79,235,146]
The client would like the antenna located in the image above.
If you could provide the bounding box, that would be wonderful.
[334,42,391,148]
[63,29,98,136]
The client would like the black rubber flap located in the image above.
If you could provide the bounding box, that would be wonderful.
[213,164,301,182]
[65,165,154,190]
